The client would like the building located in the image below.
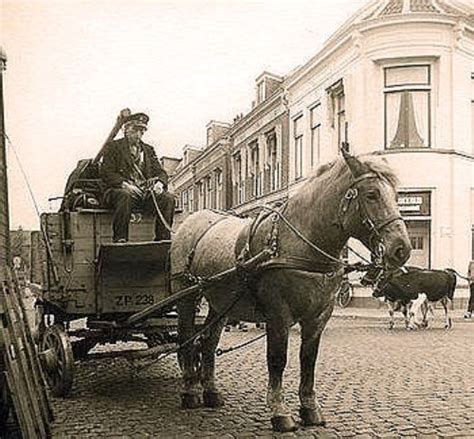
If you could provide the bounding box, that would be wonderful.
[228,72,290,215]
[168,0,474,306]
[171,122,232,227]
[284,0,474,305]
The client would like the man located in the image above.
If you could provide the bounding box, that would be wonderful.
[101,112,175,242]
[465,260,474,318]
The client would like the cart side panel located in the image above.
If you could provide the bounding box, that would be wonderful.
[42,211,157,316]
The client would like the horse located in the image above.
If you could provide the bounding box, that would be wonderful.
[170,151,411,432]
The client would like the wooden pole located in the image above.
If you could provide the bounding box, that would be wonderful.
[0,46,10,282]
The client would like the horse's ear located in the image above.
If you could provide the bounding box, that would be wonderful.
[341,145,365,177]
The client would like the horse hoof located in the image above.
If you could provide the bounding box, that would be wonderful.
[181,393,201,409]
[299,407,326,426]
[271,415,298,432]
[203,390,224,408]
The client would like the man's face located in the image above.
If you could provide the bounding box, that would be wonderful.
[124,124,146,145]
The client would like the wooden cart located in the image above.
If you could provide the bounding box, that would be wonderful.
[35,209,186,397]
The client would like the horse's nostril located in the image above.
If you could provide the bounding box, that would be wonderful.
[393,244,409,264]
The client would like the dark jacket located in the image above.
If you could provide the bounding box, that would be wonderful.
[101,137,168,189]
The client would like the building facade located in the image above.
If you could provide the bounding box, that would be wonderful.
[284,0,474,304]
[228,72,290,215]
[171,121,232,227]
[169,0,474,306]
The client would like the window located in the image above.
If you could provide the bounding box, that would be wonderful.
[197,181,205,211]
[385,65,431,149]
[215,168,223,210]
[310,104,322,168]
[410,236,424,251]
[294,116,304,179]
[233,152,244,205]
[188,187,194,213]
[182,190,188,212]
[327,79,347,148]
[336,94,347,148]
[249,141,261,197]
[471,73,474,153]
[205,176,213,209]
[266,131,280,192]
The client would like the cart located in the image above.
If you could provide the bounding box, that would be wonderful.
[34,209,193,397]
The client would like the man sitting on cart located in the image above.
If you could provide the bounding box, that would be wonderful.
[101,112,175,243]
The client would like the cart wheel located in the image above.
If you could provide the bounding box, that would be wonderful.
[337,282,353,308]
[39,324,74,397]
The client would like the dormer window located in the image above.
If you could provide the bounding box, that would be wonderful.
[206,126,213,147]
[255,72,283,106]
[257,81,265,104]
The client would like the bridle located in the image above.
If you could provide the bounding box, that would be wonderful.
[339,171,403,263]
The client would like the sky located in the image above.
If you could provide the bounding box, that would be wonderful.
[1,0,371,229]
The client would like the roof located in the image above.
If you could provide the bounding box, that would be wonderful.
[347,0,474,28]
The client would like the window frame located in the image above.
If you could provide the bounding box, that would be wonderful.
[384,64,432,149]
[293,115,304,180]
[310,103,322,169]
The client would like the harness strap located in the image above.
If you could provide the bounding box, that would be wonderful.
[258,256,341,274]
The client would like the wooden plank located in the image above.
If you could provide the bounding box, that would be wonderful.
[1,269,52,438]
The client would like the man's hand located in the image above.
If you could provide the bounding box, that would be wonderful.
[122,181,143,197]
[153,180,164,195]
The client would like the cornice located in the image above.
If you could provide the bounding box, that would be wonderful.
[227,91,285,137]
[286,13,472,92]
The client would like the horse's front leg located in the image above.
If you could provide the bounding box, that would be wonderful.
[266,322,296,432]
[200,306,227,407]
[299,306,332,427]
[177,294,202,408]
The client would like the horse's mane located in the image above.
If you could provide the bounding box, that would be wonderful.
[313,154,399,188]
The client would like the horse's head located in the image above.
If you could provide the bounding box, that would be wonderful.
[339,150,411,270]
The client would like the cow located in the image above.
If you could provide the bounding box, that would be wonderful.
[371,266,457,330]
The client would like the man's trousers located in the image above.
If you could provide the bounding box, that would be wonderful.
[105,187,175,242]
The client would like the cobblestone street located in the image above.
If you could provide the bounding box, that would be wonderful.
[50,314,474,438]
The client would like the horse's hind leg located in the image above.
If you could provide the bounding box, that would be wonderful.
[441,297,452,329]
[177,294,202,408]
[266,322,296,432]
[200,306,226,408]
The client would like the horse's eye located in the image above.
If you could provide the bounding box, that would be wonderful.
[365,190,379,202]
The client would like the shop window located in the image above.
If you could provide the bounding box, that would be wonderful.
[294,116,304,180]
[310,103,322,168]
[385,65,431,149]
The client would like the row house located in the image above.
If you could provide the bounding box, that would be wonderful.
[228,72,290,215]
[284,0,474,306]
[170,121,232,227]
[169,0,474,308]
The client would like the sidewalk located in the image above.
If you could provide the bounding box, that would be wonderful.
[332,306,470,322]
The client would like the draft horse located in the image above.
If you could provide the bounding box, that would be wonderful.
[170,151,411,432]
